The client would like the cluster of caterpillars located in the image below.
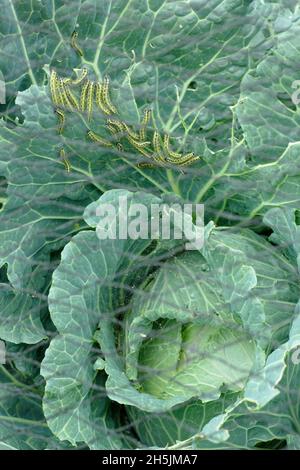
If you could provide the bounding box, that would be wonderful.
[49,32,200,172]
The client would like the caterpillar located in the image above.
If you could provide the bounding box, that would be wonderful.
[49,70,61,107]
[80,80,90,112]
[137,162,156,168]
[66,68,88,86]
[152,131,165,163]
[59,148,71,172]
[106,119,128,151]
[86,81,94,121]
[107,119,140,142]
[95,82,111,115]
[63,83,79,110]
[62,77,72,85]
[163,134,182,160]
[50,68,200,170]
[106,122,118,136]
[87,130,113,147]
[106,119,125,137]
[166,152,199,166]
[127,136,152,158]
[70,31,83,56]
[55,109,65,134]
[140,108,152,141]
[122,122,140,141]
[126,136,150,149]
[178,153,200,166]
[58,78,76,110]
[133,147,152,159]
[101,76,117,114]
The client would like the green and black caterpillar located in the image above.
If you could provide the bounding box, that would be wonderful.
[49,32,200,172]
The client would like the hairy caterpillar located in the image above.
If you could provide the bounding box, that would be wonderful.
[106,119,124,152]
[106,122,118,136]
[58,78,77,110]
[163,134,182,160]
[101,76,117,114]
[95,82,111,115]
[106,119,139,141]
[106,119,125,137]
[86,81,94,121]
[50,68,200,170]
[87,130,113,147]
[55,109,65,134]
[126,136,150,149]
[137,162,156,168]
[140,108,152,141]
[50,72,70,109]
[127,136,152,158]
[178,153,200,166]
[122,122,140,141]
[67,68,88,86]
[152,131,165,162]
[59,148,71,172]
[80,80,90,112]
[166,152,199,166]
[50,70,61,107]
[70,31,83,56]
[63,83,79,110]
[62,77,72,85]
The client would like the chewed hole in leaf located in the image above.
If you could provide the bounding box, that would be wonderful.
[277,92,297,112]
[0,263,9,283]
[255,439,287,450]
[262,26,272,39]
[188,81,197,91]
[0,176,8,210]
[0,176,8,212]
[140,239,158,257]
[295,209,300,226]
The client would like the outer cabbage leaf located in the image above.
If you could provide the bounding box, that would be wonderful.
[236,7,300,162]
[0,364,73,450]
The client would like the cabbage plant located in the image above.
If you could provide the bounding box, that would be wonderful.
[1,0,300,451]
